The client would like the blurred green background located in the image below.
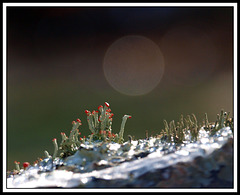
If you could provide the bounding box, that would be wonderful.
[7,6,233,170]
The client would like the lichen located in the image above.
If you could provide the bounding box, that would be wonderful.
[42,102,131,160]
[8,104,233,187]
[161,109,233,145]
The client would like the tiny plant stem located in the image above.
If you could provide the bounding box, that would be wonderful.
[93,112,99,132]
[100,105,107,124]
[69,121,81,140]
[61,132,67,144]
[170,120,176,143]
[191,114,198,126]
[44,150,50,158]
[100,104,109,131]
[87,115,95,134]
[89,133,93,144]
[219,109,225,129]
[14,161,20,171]
[107,119,112,132]
[52,138,58,159]
[163,120,171,142]
[187,115,193,127]
[225,112,230,122]
[128,135,132,144]
[16,164,20,171]
[100,117,107,132]
[179,114,184,131]
[204,113,209,129]
[118,115,131,143]
[90,115,96,133]
[215,114,220,131]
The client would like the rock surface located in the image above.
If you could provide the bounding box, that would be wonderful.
[7,127,233,188]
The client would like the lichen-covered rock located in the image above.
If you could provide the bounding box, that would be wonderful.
[7,127,233,188]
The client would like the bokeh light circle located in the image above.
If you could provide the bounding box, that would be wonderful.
[103,35,165,96]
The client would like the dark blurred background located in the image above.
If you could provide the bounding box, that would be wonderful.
[7,6,233,170]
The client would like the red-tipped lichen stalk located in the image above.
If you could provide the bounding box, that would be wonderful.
[69,119,82,140]
[52,138,58,159]
[14,161,20,172]
[92,110,99,131]
[85,110,96,134]
[60,132,67,144]
[23,162,30,170]
[100,102,111,131]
